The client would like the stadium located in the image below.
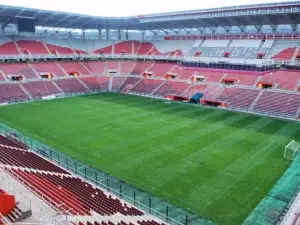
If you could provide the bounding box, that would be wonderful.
[1,1,300,225]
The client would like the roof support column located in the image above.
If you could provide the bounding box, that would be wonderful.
[141,31,145,41]
[223,26,231,34]
[149,30,157,40]
[254,25,262,33]
[270,25,278,33]
[106,28,109,40]
[238,26,246,33]
[209,27,217,34]
[196,28,204,34]
[83,30,86,40]
[118,28,121,40]
[126,29,129,40]
[291,24,298,33]
[98,29,102,40]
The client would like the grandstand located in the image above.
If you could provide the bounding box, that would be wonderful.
[1,1,300,225]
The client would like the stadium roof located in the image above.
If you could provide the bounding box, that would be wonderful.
[1,1,300,31]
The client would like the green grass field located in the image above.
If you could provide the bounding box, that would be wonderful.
[0,93,299,225]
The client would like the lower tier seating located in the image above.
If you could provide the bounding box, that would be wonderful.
[31,62,67,77]
[83,62,105,75]
[202,86,224,100]
[21,81,61,98]
[120,62,136,75]
[195,70,225,83]
[217,88,259,109]
[183,85,207,97]
[0,83,27,102]
[55,78,89,93]
[73,220,166,225]
[130,79,163,94]
[59,62,90,75]
[112,77,126,90]
[0,64,38,79]
[0,136,25,149]
[0,145,68,174]
[223,73,259,86]
[253,91,300,117]
[130,62,154,75]
[153,81,189,96]
[149,63,175,78]
[80,77,109,90]
[9,169,143,217]
[119,77,141,91]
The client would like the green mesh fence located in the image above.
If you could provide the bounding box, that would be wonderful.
[0,122,216,225]
[243,156,300,225]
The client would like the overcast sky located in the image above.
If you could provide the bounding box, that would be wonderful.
[0,0,294,17]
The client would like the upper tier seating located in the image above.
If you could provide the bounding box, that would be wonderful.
[130,62,154,75]
[80,77,109,90]
[153,81,189,96]
[0,37,19,55]
[83,62,105,75]
[217,88,259,109]
[229,40,261,48]
[201,40,230,48]
[22,81,61,98]
[93,41,114,54]
[0,146,68,174]
[268,41,298,60]
[261,71,300,91]
[130,79,163,94]
[68,40,90,53]
[0,63,38,79]
[195,70,225,83]
[223,72,259,86]
[119,77,141,91]
[136,42,153,55]
[133,41,141,54]
[261,40,274,49]
[31,62,67,77]
[253,91,300,118]
[59,62,90,75]
[112,77,126,90]
[151,41,193,55]
[0,73,5,81]
[55,78,88,93]
[0,83,27,102]
[272,48,296,60]
[227,47,259,58]
[169,66,195,80]
[106,61,119,71]
[149,63,175,77]
[44,39,74,54]
[16,40,49,54]
[114,41,133,54]
[120,62,136,75]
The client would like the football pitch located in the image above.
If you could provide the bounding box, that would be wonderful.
[0,93,299,225]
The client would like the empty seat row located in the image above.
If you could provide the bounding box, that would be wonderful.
[9,169,143,217]
[0,145,68,174]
